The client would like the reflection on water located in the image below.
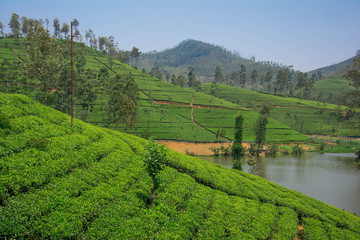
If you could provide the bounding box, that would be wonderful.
[198,152,360,215]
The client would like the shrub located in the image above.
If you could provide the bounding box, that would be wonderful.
[265,143,278,156]
[291,144,304,156]
[144,140,168,205]
[26,138,49,150]
[0,112,11,129]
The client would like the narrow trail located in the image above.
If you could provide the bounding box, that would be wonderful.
[150,99,238,110]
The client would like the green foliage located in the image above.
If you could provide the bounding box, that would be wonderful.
[26,137,49,150]
[144,140,167,179]
[232,143,244,159]
[232,159,243,171]
[0,112,11,129]
[319,141,326,152]
[0,92,360,239]
[291,144,304,156]
[355,149,360,162]
[265,143,278,156]
[144,140,168,205]
[254,114,268,148]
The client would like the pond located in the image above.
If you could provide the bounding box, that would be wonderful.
[198,152,360,215]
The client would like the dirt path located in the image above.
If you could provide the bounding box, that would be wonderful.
[158,141,254,155]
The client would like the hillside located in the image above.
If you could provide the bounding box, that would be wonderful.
[313,75,355,98]
[308,56,355,79]
[200,84,360,137]
[138,39,285,82]
[0,38,307,143]
[1,93,360,239]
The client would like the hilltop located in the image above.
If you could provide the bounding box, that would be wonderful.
[138,39,286,82]
[1,93,360,239]
[0,37,307,143]
[308,56,355,79]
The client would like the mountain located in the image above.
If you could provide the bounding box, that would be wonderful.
[138,39,287,83]
[1,92,359,239]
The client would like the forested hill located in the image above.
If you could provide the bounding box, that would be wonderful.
[138,39,286,82]
[307,56,355,79]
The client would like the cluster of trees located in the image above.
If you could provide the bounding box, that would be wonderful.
[1,13,141,67]
[146,65,201,90]
[213,64,316,99]
[0,15,140,133]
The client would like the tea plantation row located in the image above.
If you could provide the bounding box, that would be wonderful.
[0,93,359,239]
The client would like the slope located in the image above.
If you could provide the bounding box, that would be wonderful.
[313,75,355,98]
[138,39,284,82]
[307,56,355,78]
[1,93,359,239]
[200,84,360,137]
[0,38,307,143]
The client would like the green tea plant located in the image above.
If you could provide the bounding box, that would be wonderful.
[0,112,11,129]
[144,140,168,205]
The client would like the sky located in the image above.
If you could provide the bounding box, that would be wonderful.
[0,0,359,72]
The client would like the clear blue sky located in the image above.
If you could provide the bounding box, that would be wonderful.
[0,0,359,72]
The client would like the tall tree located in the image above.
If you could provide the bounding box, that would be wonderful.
[8,13,21,38]
[107,74,139,132]
[165,72,171,82]
[61,23,69,39]
[215,66,224,83]
[230,71,239,86]
[239,64,247,88]
[98,36,108,52]
[232,112,244,160]
[254,103,271,155]
[23,24,63,105]
[0,22,4,37]
[265,71,272,92]
[250,69,258,84]
[187,66,196,87]
[53,18,60,38]
[78,68,97,122]
[210,80,219,97]
[176,75,187,87]
[130,47,141,67]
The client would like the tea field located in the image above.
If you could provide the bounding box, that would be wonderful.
[0,93,359,239]
[0,38,308,143]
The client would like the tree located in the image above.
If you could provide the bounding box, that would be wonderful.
[53,18,60,38]
[176,75,187,87]
[85,29,97,49]
[170,74,177,85]
[107,74,139,132]
[8,13,21,38]
[253,103,271,155]
[232,112,244,160]
[215,66,224,83]
[187,66,196,87]
[23,24,63,106]
[0,22,4,36]
[78,68,97,122]
[130,47,141,67]
[250,69,258,84]
[98,36,108,52]
[61,23,69,39]
[265,71,272,92]
[254,115,268,154]
[239,64,247,88]
[210,80,219,97]
[165,72,171,82]
[144,140,168,206]
[230,71,239,86]
[345,51,360,108]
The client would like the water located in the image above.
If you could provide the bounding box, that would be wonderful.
[198,152,360,215]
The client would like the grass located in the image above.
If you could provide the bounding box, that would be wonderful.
[0,38,309,143]
[0,92,359,239]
